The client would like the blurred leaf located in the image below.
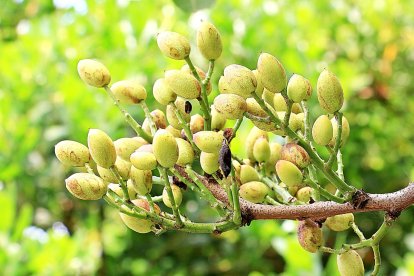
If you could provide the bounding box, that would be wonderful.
[172,0,216,12]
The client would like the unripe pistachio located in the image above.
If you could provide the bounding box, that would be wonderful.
[240,164,260,184]
[312,115,333,146]
[246,127,269,161]
[317,69,344,113]
[111,80,147,104]
[264,142,282,174]
[275,160,303,186]
[330,116,350,147]
[97,157,131,183]
[273,93,288,111]
[246,98,278,131]
[219,64,257,99]
[280,143,310,169]
[325,213,354,232]
[213,94,247,120]
[107,183,136,200]
[253,136,271,163]
[165,70,201,99]
[181,64,212,95]
[77,59,111,87]
[130,151,157,171]
[190,114,204,133]
[88,129,116,169]
[97,166,118,183]
[257,53,287,93]
[337,250,364,276]
[176,138,195,166]
[166,99,190,130]
[150,109,168,129]
[289,113,305,133]
[253,69,264,97]
[130,167,152,195]
[196,21,222,60]
[280,182,301,196]
[114,137,148,160]
[153,78,177,105]
[153,129,179,168]
[193,131,224,153]
[239,181,269,203]
[55,140,90,167]
[200,151,219,174]
[166,125,182,138]
[157,31,190,60]
[119,199,161,233]
[137,144,153,153]
[162,184,183,208]
[65,173,107,200]
[296,187,314,203]
[262,89,275,108]
[297,220,323,253]
[211,105,227,131]
[287,74,312,102]
[291,103,303,114]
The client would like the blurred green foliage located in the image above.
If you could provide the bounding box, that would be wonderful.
[1,0,414,275]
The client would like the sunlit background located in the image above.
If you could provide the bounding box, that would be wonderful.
[1,0,414,274]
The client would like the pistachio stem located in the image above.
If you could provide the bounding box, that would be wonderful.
[145,193,155,213]
[282,93,293,127]
[172,103,200,153]
[305,178,344,203]
[103,85,153,143]
[212,173,233,208]
[372,245,381,276]
[326,112,343,167]
[230,166,242,225]
[203,60,215,85]
[140,101,157,136]
[84,163,95,174]
[265,195,283,206]
[337,149,345,181]
[351,222,366,241]
[109,166,130,201]
[261,176,296,204]
[244,112,271,122]
[160,167,183,227]
[229,117,244,142]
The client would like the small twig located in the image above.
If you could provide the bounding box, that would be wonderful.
[326,112,343,168]
[140,101,157,135]
[109,166,130,201]
[159,167,183,227]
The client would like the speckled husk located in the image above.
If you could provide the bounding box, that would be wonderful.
[153,129,179,168]
[129,167,153,195]
[77,59,111,87]
[119,199,161,233]
[196,21,223,60]
[157,31,190,60]
[165,70,201,99]
[55,140,90,167]
[325,213,354,232]
[213,94,247,120]
[153,78,177,105]
[239,181,269,203]
[253,136,271,162]
[280,143,310,169]
[176,138,194,166]
[312,115,333,146]
[297,220,323,253]
[337,250,364,276]
[316,69,344,113]
[162,184,183,208]
[257,53,287,93]
[111,80,147,104]
[87,129,117,169]
[65,173,107,200]
[193,131,224,153]
[287,74,312,103]
[114,137,148,161]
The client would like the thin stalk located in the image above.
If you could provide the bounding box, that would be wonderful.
[261,176,296,204]
[103,86,153,143]
[305,178,344,203]
[159,168,183,227]
[230,167,241,225]
[337,150,344,181]
[229,117,244,142]
[326,112,343,167]
[212,173,233,208]
[351,222,366,241]
[372,245,381,276]
[172,103,200,153]
[140,101,157,135]
[109,166,130,201]
[265,195,283,206]
[145,194,155,213]
[203,60,215,85]
[244,112,271,122]
[85,163,95,174]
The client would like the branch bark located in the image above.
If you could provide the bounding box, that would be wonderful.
[174,166,414,221]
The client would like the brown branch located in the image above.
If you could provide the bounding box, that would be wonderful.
[174,165,414,221]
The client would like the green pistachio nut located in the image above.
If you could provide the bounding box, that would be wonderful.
[213,94,247,120]
[166,125,181,138]
[329,116,350,147]
[296,187,314,203]
[97,166,118,183]
[65,173,107,200]
[280,143,310,169]
[262,89,275,108]
[181,64,212,95]
[288,113,305,133]
[157,31,190,60]
[130,151,157,171]
[317,69,344,113]
[275,160,303,186]
[165,70,201,99]
[107,182,137,200]
[291,103,303,114]
[193,131,224,153]
[142,109,167,135]
[114,137,148,160]
[337,250,364,276]
[55,140,90,167]
[190,114,205,134]
[200,151,219,174]
[239,181,269,203]
[77,59,111,87]
[246,127,269,161]
[136,144,153,153]
[297,220,323,253]
[88,129,117,169]
[257,53,287,93]
[273,93,288,111]
[253,136,271,163]
[111,80,147,104]
[114,157,131,179]
[219,64,257,98]
[166,99,190,130]
[325,213,354,232]
[211,105,227,131]
[130,167,153,195]
[196,21,222,60]
[287,74,312,103]
[240,164,260,184]
[264,142,282,174]
[153,78,177,105]
[162,184,183,208]
[153,129,179,168]
[280,182,301,196]
[176,138,195,166]
[253,69,264,97]
[119,199,161,233]
[246,98,277,131]
[312,115,333,146]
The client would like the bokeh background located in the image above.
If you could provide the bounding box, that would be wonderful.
[1,0,414,275]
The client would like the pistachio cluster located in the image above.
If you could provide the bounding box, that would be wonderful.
[56,21,386,275]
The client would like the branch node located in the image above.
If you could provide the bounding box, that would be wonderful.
[241,206,254,226]
[351,189,371,209]
[386,210,401,223]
